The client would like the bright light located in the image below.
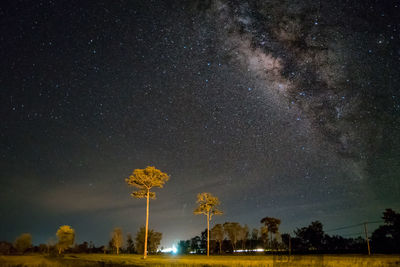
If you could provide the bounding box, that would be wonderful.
[160,244,177,254]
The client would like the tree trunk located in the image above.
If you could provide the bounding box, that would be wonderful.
[219,240,222,254]
[207,212,210,256]
[117,246,119,255]
[144,189,150,259]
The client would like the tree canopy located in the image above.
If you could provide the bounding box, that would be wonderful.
[125,166,170,199]
[14,233,32,254]
[194,193,223,218]
[135,226,162,254]
[56,225,75,254]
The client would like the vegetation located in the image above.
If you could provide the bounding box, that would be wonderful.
[135,226,162,255]
[56,225,75,255]
[194,192,223,256]
[13,233,32,254]
[125,166,169,259]
[211,224,224,254]
[1,254,400,267]
[111,228,123,255]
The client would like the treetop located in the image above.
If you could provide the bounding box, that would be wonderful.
[125,166,169,199]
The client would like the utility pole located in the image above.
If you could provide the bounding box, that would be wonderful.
[288,234,291,261]
[364,222,371,255]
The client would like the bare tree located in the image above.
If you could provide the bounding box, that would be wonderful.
[125,166,169,259]
[194,192,223,256]
[111,227,123,255]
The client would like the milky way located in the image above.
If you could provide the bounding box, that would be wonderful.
[0,0,399,248]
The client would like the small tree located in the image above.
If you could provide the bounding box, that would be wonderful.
[111,227,123,255]
[56,225,75,254]
[126,166,169,259]
[211,224,224,254]
[194,192,223,256]
[14,233,32,254]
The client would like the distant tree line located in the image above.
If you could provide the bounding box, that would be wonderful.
[0,224,162,256]
[176,209,400,255]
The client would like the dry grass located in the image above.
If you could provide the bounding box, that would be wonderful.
[1,254,399,266]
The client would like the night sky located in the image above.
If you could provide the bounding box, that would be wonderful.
[1,0,399,248]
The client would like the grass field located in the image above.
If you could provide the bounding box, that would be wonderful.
[1,254,399,266]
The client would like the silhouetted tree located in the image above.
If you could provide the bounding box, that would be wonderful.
[177,240,191,254]
[223,222,241,252]
[294,221,324,251]
[76,241,89,253]
[250,228,259,250]
[14,233,32,254]
[211,224,224,254]
[238,224,249,250]
[260,217,281,249]
[125,166,169,259]
[371,208,400,253]
[111,227,123,255]
[0,241,13,255]
[190,236,201,254]
[56,225,75,255]
[260,225,269,249]
[135,226,162,254]
[126,233,135,254]
[194,192,223,256]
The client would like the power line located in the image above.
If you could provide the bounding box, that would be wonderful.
[325,221,384,233]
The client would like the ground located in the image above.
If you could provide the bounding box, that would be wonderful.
[1,254,399,266]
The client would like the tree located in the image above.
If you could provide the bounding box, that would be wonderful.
[371,208,400,253]
[223,222,242,252]
[111,227,123,255]
[211,224,224,254]
[126,233,135,254]
[14,233,32,254]
[190,236,201,254]
[194,192,223,256]
[125,166,169,259]
[177,240,191,254]
[56,225,75,254]
[250,228,259,250]
[238,224,249,250]
[294,221,324,251]
[135,226,162,254]
[260,217,281,249]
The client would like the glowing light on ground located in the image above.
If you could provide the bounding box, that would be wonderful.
[160,244,177,254]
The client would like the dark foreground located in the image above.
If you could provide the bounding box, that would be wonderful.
[1,254,400,266]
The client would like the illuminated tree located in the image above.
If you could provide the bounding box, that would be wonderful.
[211,224,224,254]
[194,192,223,256]
[14,233,32,254]
[56,225,75,254]
[125,166,169,259]
[111,227,123,255]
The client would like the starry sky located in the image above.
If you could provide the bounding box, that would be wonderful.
[1,0,399,248]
